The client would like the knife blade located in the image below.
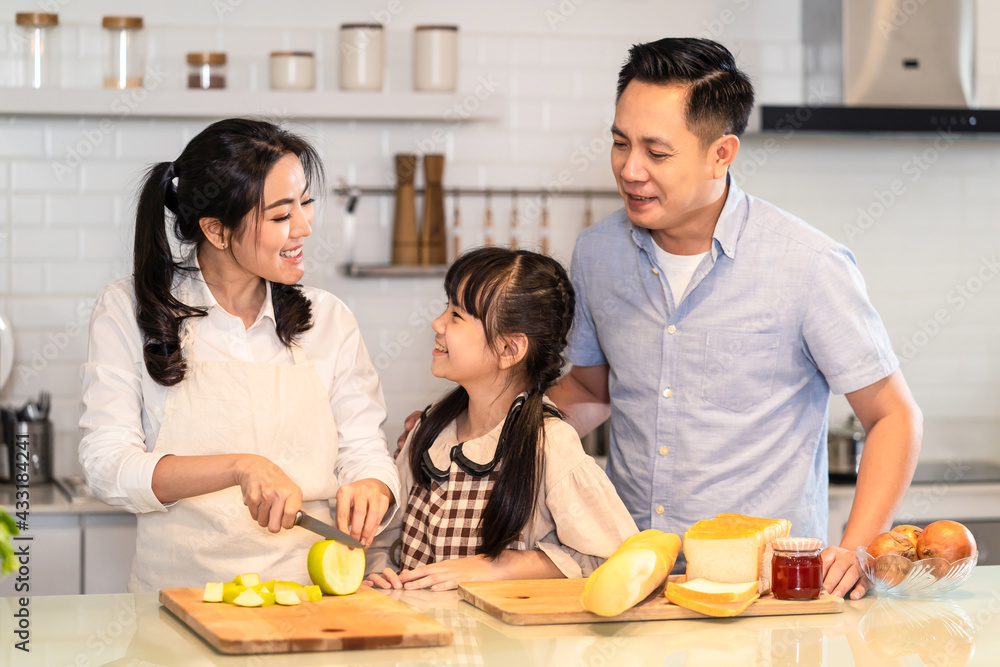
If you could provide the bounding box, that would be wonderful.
[293,510,365,550]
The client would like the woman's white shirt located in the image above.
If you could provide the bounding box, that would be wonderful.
[79,264,401,516]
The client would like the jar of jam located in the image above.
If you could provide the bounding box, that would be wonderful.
[771,537,823,600]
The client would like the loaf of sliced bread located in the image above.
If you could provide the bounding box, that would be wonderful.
[683,514,791,594]
[665,578,758,604]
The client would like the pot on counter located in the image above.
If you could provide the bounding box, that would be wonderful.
[828,415,865,484]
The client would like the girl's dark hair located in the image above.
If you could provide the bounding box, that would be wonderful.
[616,37,754,145]
[134,118,324,386]
[408,247,576,559]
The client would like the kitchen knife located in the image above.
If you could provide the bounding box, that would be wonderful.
[293,510,365,550]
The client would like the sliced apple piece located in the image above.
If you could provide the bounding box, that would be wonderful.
[305,584,323,602]
[307,540,365,596]
[222,583,246,604]
[233,572,260,588]
[275,589,302,606]
[202,582,224,603]
[232,588,265,607]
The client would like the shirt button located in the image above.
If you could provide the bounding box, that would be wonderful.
[659,446,668,456]
[652,267,660,275]
[662,387,672,398]
[655,505,665,514]
[667,325,676,334]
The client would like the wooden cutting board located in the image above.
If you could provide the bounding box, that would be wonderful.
[458,577,843,626]
[160,586,454,654]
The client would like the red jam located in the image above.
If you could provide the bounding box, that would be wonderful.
[771,542,823,600]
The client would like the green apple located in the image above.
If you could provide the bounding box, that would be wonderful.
[233,573,260,587]
[305,584,323,602]
[222,583,246,604]
[307,540,365,595]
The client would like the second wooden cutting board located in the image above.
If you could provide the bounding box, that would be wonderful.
[458,576,843,626]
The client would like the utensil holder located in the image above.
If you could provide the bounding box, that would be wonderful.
[12,419,52,483]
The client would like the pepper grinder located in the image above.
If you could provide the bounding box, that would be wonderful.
[540,197,550,255]
[484,191,494,247]
[509,192,519,250]
[452,190,462,261]
[420,154,447,264]
[391,154,419,264]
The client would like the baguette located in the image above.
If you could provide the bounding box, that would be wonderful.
[581,530,681,617]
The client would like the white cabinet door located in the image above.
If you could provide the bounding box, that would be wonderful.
[82,514,137,594]
[0,514,81,596]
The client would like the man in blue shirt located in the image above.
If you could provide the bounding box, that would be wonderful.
[549,38,922,599]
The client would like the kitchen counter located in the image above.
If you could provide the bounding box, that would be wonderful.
[0,481,129,515]
[1,567,998,665]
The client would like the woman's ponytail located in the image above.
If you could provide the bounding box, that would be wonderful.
[133,162,204,387]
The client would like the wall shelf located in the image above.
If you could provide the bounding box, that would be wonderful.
[0,88,505,122]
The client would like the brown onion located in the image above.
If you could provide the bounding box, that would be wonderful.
[916,520,977,563]
[868,530,917,560]
[891,524,923,547]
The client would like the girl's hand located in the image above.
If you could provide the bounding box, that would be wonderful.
[233,454,303,533]
[397,555,499,591]
[364,568,404,590]
[336,478,393,547]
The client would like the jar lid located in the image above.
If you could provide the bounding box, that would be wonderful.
[270,51,314,58]
[102,16,143,29]
[772,537,823,552]
[187,52,227,65]
[16,13,59,27]
[415,24,459,31]
[340,23,383,30]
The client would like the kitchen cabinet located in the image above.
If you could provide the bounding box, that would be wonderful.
[82,514,137,594]
[0,513,81,597]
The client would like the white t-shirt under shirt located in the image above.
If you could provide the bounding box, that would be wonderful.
[649,241,709,305]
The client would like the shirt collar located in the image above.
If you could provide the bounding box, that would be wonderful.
[176,249,276,327]
[628,173,748,262]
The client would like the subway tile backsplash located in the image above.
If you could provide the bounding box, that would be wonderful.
[1,0,999,476]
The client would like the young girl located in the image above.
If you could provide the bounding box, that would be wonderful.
[365,247,637,591]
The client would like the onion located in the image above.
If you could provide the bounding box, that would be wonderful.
[916,520,977,563]
[891,524,923,547]
[868,530,917,560]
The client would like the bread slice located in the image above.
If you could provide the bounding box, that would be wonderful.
[683,514,792,595]
[665,578,758,604]
[665,586,760,617]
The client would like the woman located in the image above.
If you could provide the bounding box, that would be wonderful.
[80,119,399,592]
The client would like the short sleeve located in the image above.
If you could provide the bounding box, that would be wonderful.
[801,245,898,395]
[565,235,608,367]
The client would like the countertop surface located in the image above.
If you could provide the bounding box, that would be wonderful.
[1,567,997,665]
[0,480,128,515]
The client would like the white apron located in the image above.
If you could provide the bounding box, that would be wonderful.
[128,322,340,592]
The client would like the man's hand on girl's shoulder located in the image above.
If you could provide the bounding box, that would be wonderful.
[395,410,422,458]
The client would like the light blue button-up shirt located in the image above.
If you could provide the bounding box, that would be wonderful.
[566,179,898,545]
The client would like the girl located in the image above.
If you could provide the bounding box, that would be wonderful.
[80,119,399,592]
[366,247,637,591]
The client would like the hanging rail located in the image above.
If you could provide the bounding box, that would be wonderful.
[332,185,622,199]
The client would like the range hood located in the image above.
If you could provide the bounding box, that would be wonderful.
[761,0,1000,133]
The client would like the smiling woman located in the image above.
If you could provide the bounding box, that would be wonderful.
[78,118,401,593]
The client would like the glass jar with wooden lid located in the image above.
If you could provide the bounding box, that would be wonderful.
[103,15,145,89]
[13,13,59,88]
[187,52,227,89]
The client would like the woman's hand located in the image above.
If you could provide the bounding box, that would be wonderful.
[397,555,501,592]
[364,568,404,590]
[336,478,393,547]
[233,454,303,533]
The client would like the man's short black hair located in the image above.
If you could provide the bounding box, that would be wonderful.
[616,38,754,146]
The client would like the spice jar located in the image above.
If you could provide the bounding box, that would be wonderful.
[270,51,315,90]
[13,13,59,88]
[413,25,458,92]
[187,52,226,89]
[103,15,145,89]
[771,538,823,600]
[339,23,383,91]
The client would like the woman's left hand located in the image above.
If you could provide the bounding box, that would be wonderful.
[335,478,393,547]
[397,555,499,591]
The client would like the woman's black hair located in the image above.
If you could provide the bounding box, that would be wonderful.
[616,37,754,146]
[133,118,324,386]
[408,247,576,559]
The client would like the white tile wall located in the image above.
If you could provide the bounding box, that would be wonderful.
[0,0,998,478]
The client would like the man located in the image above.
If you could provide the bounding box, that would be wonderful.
[547,37,922,599]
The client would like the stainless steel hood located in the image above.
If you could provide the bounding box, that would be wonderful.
[761,0,1000,133]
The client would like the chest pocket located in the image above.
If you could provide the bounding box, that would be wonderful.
[702,331,781,412]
